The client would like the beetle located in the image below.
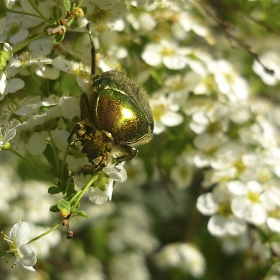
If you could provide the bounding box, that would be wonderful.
[69,23,154,174]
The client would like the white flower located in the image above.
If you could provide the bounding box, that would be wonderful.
[2,220,37,271]
[189,103,229,135]
[261,190,280,233]
[84,0,128,24]
[0,126,16,149]
[228,180,267,226]
[162,73,200,109]
[10,120,48,156]
[59,96,80,120]
[208,60,249,102]
[252,52,280,86]
[52,57,90,91]
[170,154,193,189]
[109,252,150,280]
[89,162,127,204]
[177,10,209,38]
[0,42,25,100]
[130,0,148,8]
[150,95,184,134]
[88,180,114,205]
[154,243,206,278]
[196,183,247,237]
[103,162,127,182]
[127,12,157,31]
[191,133,228,168]
[221,232,249,254]
[207,142,262,184]
[141,39,191,70]
[0,70,25,101]
[0,13,42,45]
[29,39,53,58]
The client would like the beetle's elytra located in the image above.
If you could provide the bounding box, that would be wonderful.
[69,23,154,174]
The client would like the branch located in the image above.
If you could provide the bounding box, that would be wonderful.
[198,1,275,76]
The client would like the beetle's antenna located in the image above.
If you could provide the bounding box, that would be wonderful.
[86,22,96,76]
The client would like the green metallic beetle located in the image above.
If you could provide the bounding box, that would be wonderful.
[69,23,154,174]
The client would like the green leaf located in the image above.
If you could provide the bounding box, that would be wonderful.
[63,0,72,11]
[43,143,56,166]
[67,17,79,29]
[51,6,62,22]
[74,211,89,218]
[53,32,65,44]
[49,204,59,212]
[57,199,71,212]
[0,1,8,18]
[48,186,61,194]
[0,46,11,70]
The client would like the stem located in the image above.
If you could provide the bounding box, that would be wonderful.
[8,146,57,185]
[62,144,72,194]
[47,131,60,176]
[27,221,61,243]
[70,174,98,210]
[198,1,275,75]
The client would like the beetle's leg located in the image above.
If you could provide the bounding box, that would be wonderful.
[115,145,138,164]
[79,156,108,175]
[80,93,95,126]
[68,124,79,145]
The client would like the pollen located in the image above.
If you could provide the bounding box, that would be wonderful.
[18,52,32,65]
[247,191,260,203]
[217,201,232,217]
[152,104,166,121]
[160,47,174,57]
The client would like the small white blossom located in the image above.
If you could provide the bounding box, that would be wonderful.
[170,154,193,189]
[141,39,191,70]
[197,183,247,237]
[221,232,249,254]
[204,142,262,185]
[150,95,184,134]
[252,52,280,86]
[228,180,267,226]
[89,162,127,204]
[2,220,37,271]
[0,13,42,45]
[176,10,209,38]
[84,0,128,25]
[88,180,114,205]
[126,12,157,31]
[0,73,25,100]
[261,190,280,233]
[154,243,206,278]
[208,60,249,102]
[0,126,16,149]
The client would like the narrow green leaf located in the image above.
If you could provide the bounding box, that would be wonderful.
[49,204,59,212]
[48,186,61,194]
[74,211,89,218]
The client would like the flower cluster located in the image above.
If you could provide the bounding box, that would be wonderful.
[1,0,280,279]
